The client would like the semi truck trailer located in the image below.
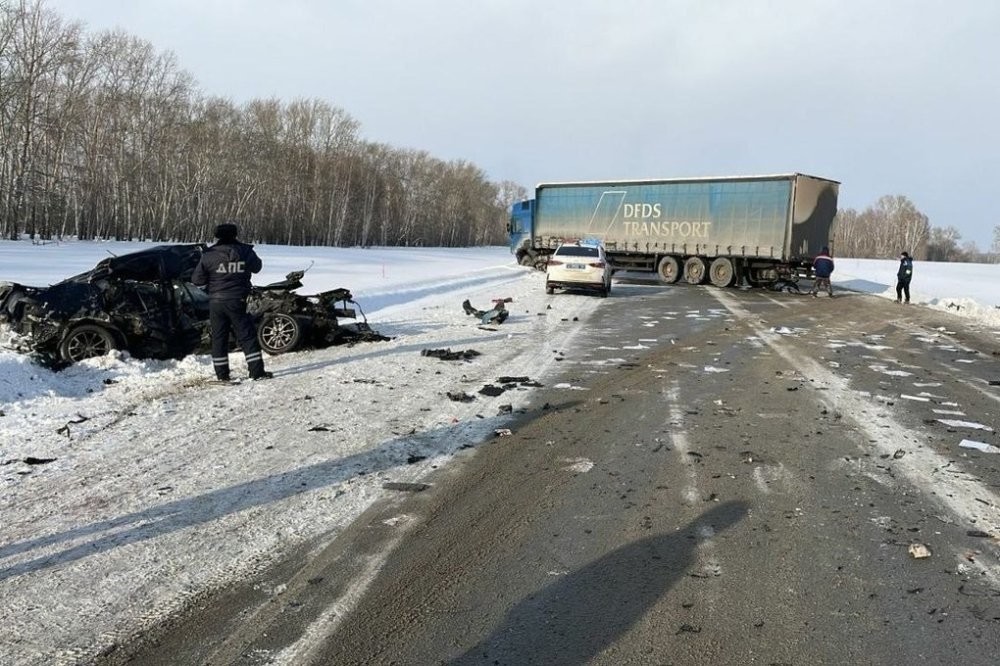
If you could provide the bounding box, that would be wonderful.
[508,173,839,287]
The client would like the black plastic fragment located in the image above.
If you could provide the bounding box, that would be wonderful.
[383,482,430,492]
[422,348,481,361]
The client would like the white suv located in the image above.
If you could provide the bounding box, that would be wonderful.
[545,243,612,297]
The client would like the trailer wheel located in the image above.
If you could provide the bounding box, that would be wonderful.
[709,257,735,287]
[683,257,707,285]
[657,256,681,284]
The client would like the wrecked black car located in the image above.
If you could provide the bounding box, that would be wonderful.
[0,244,381,367]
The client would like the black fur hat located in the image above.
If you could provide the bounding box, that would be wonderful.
[214,223,238,241]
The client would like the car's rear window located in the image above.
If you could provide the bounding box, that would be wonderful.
[554,246,599,258]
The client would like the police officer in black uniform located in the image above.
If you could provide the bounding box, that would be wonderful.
[191,223,271,381]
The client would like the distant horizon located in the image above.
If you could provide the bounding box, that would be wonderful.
[1,235,996,267]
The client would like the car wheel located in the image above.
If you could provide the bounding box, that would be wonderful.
[59,324,119,363]
[257,313,302,354]
[546,283,555,295]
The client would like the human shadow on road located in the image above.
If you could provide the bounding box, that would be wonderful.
[450,501,748,666]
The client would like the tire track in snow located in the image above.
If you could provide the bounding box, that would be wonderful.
[662,381,723,601]
[258,275,601,662]
[355,264,529,316]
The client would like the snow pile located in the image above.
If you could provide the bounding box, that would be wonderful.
[833,257,1000,327]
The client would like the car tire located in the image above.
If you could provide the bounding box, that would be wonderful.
[59,324,119,363]
[257,313,302,354]
[546,283,555,295]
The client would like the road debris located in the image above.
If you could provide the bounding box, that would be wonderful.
[462,297,512,325]
[421,348,482,361]
[959,440,1000,453]
[908,543,932,559]
[494,428,513,437]
[22,456,57,465]
[382,482,430,492]
[939,419,993,431]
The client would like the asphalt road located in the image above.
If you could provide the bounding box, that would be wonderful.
[111,282,1000,665]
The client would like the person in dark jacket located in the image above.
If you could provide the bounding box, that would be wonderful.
[896,251,913,304]
[191,223,271,381]
[809,246,835,297]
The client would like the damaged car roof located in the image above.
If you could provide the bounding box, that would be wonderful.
[63,244,206,283]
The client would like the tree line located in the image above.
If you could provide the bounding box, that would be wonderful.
[5,2,995,260]
[833,195,999,263]
[0,1,527,246]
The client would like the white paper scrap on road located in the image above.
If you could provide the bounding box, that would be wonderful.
[959,440,1000,453]
[562,458,594,473]
[939,420,994,431]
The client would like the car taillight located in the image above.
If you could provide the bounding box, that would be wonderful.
[548,259,563,266]
[589,261,605,268]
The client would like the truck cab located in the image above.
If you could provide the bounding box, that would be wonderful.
[507,199,534,265]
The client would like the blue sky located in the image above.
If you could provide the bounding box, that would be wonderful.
[45,0,1000,248]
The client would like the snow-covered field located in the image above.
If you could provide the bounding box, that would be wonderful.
[0,240,998,664]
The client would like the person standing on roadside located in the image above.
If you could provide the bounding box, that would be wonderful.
[191,223,272,381]
[895,251,913,304]
[809,246,835,297]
